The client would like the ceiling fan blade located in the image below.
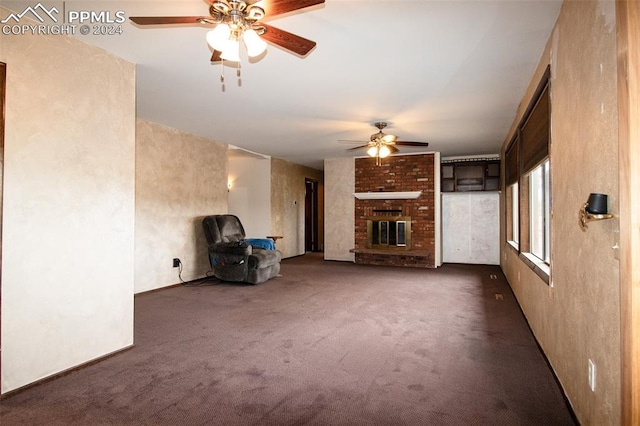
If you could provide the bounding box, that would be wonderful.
[338,140,368,144]
[258,0,325,19]
[260,23,316,56]
[346,145,371,151]
[210,50,222,62]
[129,16,207,25]
[395,141,430,147]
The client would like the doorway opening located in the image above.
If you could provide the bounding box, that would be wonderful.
[304,178,318,252]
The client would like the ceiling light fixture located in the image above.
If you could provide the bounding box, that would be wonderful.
[131,2,322,61]
[204,0,268,86]
[367,142,392,166]
[378,145,391,158]
[367,123,395,165]
[367,146,378,158]
[130,0,324,91]
[341,122,429,166]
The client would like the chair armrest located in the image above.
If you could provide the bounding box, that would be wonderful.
[244,238,276,250]
[209,242,252,256]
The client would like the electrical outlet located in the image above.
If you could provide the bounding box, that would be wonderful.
[588,359,596,392]
[173,258,180,268]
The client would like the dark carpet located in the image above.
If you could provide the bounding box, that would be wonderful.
[0,254,576,425]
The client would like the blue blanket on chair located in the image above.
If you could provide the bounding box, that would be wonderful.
[244,238,276,250]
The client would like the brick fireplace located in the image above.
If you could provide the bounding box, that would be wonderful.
[352,153,436,268]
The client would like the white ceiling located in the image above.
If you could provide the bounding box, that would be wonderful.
[73,0,561,169]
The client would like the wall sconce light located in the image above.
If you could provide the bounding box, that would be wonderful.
[227,179,233,192]
[579,193,614,230]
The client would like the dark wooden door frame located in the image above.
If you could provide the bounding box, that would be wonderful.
[304,178,318,252]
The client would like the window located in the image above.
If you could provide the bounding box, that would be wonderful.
[511,183,519,246]
[528,160,550,264]
[505,135,519,248]
[502,66,551,282]
[506,182,519,247]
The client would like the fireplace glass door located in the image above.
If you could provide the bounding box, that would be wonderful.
[367,216,411,250]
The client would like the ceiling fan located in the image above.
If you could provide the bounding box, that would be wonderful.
[341,122,430,165]
[129,0,325,62]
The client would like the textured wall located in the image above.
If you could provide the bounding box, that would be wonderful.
[324,158,355,262]
[270,158,324,259]
[500,1,620,424]
[135,120,228,293]
[1,11,135,393]
[228,153,272,238]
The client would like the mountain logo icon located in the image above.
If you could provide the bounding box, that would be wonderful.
[1,2,59,24]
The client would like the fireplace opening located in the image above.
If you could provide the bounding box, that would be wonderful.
[366,216,411,250]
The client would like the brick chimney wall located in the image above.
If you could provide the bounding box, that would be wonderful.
[354,154,436,268]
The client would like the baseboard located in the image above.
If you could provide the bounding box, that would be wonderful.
[0,344,134,400]
[134,273,221,297]
[135,282,183,297]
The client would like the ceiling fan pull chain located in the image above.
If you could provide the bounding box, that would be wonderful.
[220,58,225,83]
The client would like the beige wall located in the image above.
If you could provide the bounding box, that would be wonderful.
[500,1,620,424]
[270,158,323,258]
[228,151,272,238]
[323,158,355,262]
[135,120,228,293]
[0,11,136,393]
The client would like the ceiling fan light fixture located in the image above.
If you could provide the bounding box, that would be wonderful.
[130,0,325,79]
[207,24,231,51]
[379,145,391,158]
[243,28,267,57]
[212,0,230,14]
[246,5,265,21]
[340,121,428,165]
[221,38,241,62]
[382,134,396,143]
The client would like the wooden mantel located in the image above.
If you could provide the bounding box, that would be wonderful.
[353,191,422,200]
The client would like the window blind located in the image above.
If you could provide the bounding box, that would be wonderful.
[520,81,550,174]
[505,135,519,185]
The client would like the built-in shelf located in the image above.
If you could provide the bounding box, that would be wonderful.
[441,158,500,192]
[353,191,422,200]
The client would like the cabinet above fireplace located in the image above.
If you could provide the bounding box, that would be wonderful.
[441,158,500,192]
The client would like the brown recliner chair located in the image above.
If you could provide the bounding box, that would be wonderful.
[202,215,282,284]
